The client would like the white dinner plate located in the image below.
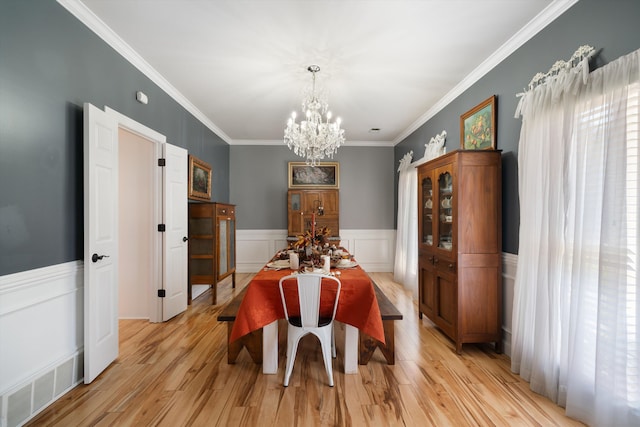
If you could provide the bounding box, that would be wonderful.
[336,261,358,269]
[267,259,290,268]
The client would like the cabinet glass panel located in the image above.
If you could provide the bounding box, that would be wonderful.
[229,220,235,269]
[219,219,228,275]
[422,177,433,246]
[189,218,213,235]
[438,172,453,251]
[190,238,212,256]
[291,193,301,211]
[190,259,213,277]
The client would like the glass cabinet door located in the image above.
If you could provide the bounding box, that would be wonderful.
[437,171,453,251]
[422,176,433,246]
[229,219,235,270]
[218,219,228,276]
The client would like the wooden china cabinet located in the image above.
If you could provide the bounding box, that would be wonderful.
[188,202,236,305]
[417,149,502,353]
[287,189,339,238]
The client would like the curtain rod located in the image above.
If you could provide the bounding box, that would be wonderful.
[525,45,596,92]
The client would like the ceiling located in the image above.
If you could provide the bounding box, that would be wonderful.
[64,0,574,145]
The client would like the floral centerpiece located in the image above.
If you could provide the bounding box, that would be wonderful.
[293,226,331,249]
[291,226,332,265]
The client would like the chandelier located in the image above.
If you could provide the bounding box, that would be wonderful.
[284,65,345,166]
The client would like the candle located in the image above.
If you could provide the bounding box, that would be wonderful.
[321,255,330,274]
[311,213,316,245]
[289,252,299,270]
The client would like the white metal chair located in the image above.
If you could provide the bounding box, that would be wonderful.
[278,273,341,387]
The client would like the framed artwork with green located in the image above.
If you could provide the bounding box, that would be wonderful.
[460,95,496,150]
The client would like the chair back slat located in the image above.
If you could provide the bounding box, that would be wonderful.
[297,274,321,327]
[279,273,341,328]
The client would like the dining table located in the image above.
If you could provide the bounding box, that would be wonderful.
[229,253,385,374]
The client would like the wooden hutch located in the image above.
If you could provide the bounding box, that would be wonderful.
[188,202,236,304]
[417,149,502,353]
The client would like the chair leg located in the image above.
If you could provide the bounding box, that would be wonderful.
[331,326,336,358]
[319,328,335,387]
[284,333,301,387]
[286,331,292,362]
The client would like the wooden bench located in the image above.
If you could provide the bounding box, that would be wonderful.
[217,287,263,364]
[358,281,403,365]
[217,280,403,366]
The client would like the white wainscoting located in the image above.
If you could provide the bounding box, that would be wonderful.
[236,229,397,273]
[501,252,517,357]
[0,261,84,427]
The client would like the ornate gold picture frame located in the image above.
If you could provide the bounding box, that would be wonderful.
[288,162,339,189]
[188,155,212,201]
[460,95,497,150]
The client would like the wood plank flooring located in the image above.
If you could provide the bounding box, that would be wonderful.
[26,273,584,427]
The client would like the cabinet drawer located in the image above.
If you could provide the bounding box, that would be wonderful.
[421,250,456,272]
[216,206,235,217]
[436,259,456,274]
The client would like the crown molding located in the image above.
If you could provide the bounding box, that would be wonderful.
[57,0,578,148]
[56,0,232,144]
[393,0,580,145]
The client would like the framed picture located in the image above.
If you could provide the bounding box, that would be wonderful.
[288,162,339,189]
[460,95,497,150]
[188,155,212,201]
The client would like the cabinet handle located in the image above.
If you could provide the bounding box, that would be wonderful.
[448,263,454,269]
[428,256,434,263]
[433,258,439,264]
[183,236,188,242]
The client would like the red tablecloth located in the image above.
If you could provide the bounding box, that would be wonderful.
[229,265,385,344]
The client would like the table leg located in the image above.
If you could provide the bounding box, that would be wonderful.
[344,324,358,374]
[263,320,278,374]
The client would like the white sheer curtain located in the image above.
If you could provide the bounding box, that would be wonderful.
[512,47,640,426]
[394,152,418,298]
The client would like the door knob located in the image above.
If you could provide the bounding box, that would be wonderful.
[183,236,188,242]
[91,253,109,263]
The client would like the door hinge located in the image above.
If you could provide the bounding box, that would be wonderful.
[158,158,166,167]
[158,224,166,232]
[157,289,166,298]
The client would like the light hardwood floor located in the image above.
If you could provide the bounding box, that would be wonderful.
[27,273,584,426]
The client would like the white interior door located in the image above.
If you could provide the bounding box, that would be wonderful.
[83,103,119,383]
[162,143,188,320]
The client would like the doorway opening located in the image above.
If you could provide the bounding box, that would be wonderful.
[118,129,156,319]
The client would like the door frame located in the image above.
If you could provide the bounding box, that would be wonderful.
[105,107,166,323]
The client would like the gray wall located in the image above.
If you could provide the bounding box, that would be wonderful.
[230,145,395,230]
[394,0,640,254]
[2,0,638,276]
[0,0,230,276]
